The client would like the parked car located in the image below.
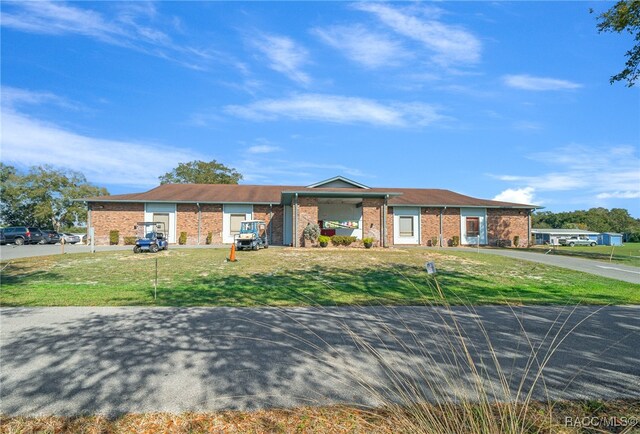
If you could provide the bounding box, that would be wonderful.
[1,227,34,245]
[559,236,597,247]
[61,233,81,244]
[0,230,6,245]
[27,227,45,244]
[41,230,61,244]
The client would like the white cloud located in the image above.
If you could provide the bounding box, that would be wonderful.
[493,187,535,204]
[0,0,211,70]
[224,93,447,127]
[247,145,281,154]
[251,34,310,84]
[313,24,410,68]
[503,74,582,91]
[354,3,481,66]
[1,105,201,188]
[491,144,640,204]
[596,191,640,199]
[1,86,83,111]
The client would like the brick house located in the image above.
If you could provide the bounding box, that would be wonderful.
[83,176,538,247]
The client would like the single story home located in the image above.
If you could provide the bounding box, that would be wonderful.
[82,176,539,247]
[531,228,600,246]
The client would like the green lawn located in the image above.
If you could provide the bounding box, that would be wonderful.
[1,248,638,307]
[525,242,640,267]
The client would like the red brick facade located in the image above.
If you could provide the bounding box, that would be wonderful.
[362,198,384,246]
[487,209,530,247]
[253,205,284,246]
[296,197,319,247]
[90,202,144,245]
[88,199,529,247]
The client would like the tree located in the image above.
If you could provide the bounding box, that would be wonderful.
[159,160,242,184]
[594,0,640,87]
[0,164,108,230]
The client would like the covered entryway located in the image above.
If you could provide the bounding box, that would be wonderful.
[317,198,363,239]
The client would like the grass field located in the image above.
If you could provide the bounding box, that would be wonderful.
[1,248,638,307]
[526,242,640,267]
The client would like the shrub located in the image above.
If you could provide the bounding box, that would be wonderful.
[430,236,439,247]
[362,237,374,244]
[123,236,137,245]
[179,232,187,245]
[331,235,357,246]
[318,235,330,245]
[206,232,213,245]
[109,230,119,245]
[451,235,460,247]
[513,235,520,248]
[303,223,320,243]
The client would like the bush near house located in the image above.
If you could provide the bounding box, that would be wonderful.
[303,223,320,244]
[109,230,119,245]
[123,237,137,245]
[431,236,439,247]
[514,235,520,247]
[450,236,460,247]
[318,235,330,247]
[331,235,357,246]
[178,232,187,245]
[206,232,213,245]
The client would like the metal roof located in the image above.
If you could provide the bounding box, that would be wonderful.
[531,228,600,235]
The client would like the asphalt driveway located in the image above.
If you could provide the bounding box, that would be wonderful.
[438,247,640,284]
[1,306,638,416]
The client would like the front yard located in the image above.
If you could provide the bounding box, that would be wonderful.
[1,247,638,306]
[525,242,640,267]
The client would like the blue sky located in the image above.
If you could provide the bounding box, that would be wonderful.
[1,1,639,215]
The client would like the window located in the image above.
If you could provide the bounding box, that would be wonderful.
[230,214,245,235]
[466,217,480,237]
[399,216,414,237]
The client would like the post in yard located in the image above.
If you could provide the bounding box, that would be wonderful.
[154,257,158,300]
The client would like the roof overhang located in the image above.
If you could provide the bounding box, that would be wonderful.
[281,190,401,205]
[391,204,541,209]
[80,199,280,205]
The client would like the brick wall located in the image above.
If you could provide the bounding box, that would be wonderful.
[297,197,318,247]
[253,204,284,245]
[442,207,461,246]
[362,198,383,246]
[386,206,394,247]
[420,207,441,246]
[487,209,530,247]
[90,202,144,245]
[176,204,198,244]
[201,204,223,244]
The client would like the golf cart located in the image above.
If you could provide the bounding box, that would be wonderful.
[133,222,169,253]
[234,220,269,250]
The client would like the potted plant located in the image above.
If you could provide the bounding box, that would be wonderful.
[362,237,374,249]
[318,235,330,247]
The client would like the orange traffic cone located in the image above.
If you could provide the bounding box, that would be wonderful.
[228,243,237,262]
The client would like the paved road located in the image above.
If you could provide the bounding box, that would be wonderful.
[455,248,640,284]
[1,306,638,416]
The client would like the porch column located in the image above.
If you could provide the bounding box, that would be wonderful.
[362,198,384,246]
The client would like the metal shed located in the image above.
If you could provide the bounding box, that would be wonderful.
[598,232,623,246]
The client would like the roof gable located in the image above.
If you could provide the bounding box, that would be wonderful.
[306,176,370,189]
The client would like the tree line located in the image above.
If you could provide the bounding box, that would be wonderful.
[533,208,640,241]
[0,160,240,231]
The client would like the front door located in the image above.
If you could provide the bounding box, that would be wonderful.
[153,213,170,241]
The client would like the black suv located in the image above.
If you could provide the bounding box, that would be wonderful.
[1,227,35,245]
[41,230,61,244]
[28,228,45,244]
